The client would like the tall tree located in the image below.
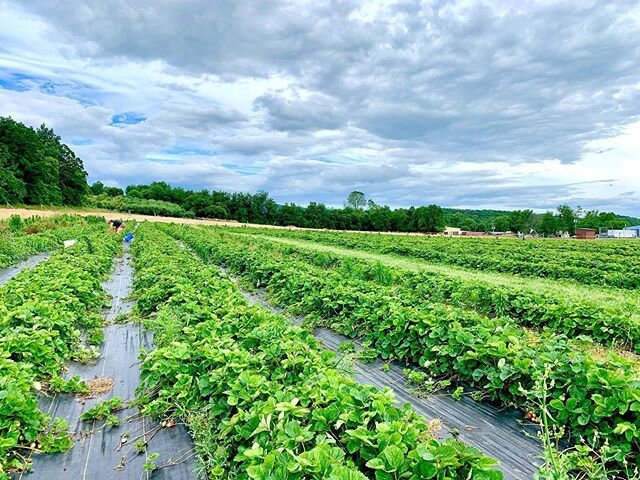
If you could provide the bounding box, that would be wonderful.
[557,204,576,235]
[0,144,26,204]
[538,211,559,237]
[508,209,533,234]
[345,191,366,210]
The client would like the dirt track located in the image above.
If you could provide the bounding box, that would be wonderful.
[0,207,433,235]
[0,207,292,229]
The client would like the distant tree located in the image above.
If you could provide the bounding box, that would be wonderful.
[577,210,626,230]
[369,205,393,231]
[37,124,87,205]
[0,144,26,203]
[415,205,445,233]
[508,209,533,234]
[493,215,510,232]
[538,211,559,237]
[557,204,576,235]
[345,191,367,210]
[90,181,105,195]
[0,118,88,205]
[446,212,465,228]
[104,186,124,197]
[475,220,489,233]
[460,218,477,232]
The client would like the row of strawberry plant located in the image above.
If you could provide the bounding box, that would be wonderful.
[130,223,504,479]
[167,224,640,477]
[0,227,120,477]
[0,214,108,269]
[227,232,640,353]
[240,227,640,288]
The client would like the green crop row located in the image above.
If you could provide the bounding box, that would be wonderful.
[0,214,108,269]
[239,227,640,289]
[130,223,503,479]
[0,227,120,477]
[226,232,640,353]
[167,224,640,477]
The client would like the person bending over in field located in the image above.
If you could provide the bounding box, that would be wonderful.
[108,219,125,234]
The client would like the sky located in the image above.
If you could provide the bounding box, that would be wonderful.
[1,1,639,215]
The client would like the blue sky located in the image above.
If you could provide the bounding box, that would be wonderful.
[1,1,640,215]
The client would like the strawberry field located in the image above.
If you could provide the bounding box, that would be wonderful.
[244,228,640,288]
[159,224,640,479]
[2,218,639,479]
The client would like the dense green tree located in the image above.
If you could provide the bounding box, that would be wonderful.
[0,144,26,203]
[0,117,88,205]
[508,209,533,234]
[345,191,366,210]
[557,204,576,235]
[493,215,510,232]
[90,181,105,195]
[538,211,559,236]
[577,210,626,230]
[414,205,445,233]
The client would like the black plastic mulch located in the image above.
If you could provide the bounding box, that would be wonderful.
[17,246,198,480]
[0,253,50,285]
[238,286,544,480]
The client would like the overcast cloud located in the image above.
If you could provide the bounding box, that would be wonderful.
[1,0,639,214]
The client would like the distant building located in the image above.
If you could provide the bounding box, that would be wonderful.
[576,228,596,240]
[606,229,637,238]
[462,231,488,236]
[624,225,640,237]
[443,226,462,236]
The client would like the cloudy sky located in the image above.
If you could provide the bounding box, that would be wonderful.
[1,1,640,214]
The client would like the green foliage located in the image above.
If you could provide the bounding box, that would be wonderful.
[577,210,627,230]
[0,225,119,474]
[170,224,640,476]
[134,440,147,454]
[38,417,74,453]
[80,396,123,427]
[0,117,88,205]
[7,215,23,233]
[508,209,533,234]
[129,224,503,479]
[90,194,194,218]
[338,342,356,353]
[202,231,640,350]
[48,375,89,395]
[557,204,577,235]
[345,191,366,210]
[0,214,107,269]
[143,452,160,472]
[253,226,640,288]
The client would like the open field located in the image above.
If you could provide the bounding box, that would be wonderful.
[2,214,640,479]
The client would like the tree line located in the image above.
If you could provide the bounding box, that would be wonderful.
[1,116,636,234]
[90,182,638,234]
[0,117,88,205]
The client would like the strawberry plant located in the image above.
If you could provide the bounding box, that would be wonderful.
[0,224,119,475]
[129,224,503,479]
[167,223,640,477]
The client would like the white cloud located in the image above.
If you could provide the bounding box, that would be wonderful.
[1,0,639,215]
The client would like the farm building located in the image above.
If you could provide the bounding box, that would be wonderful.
[576,228,596,239]
[462,231,488,236]
[624,225,640,237]
[443,226,462,236]
[606,229,637,238]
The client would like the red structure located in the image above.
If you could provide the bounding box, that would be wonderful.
[576,228,596,239]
